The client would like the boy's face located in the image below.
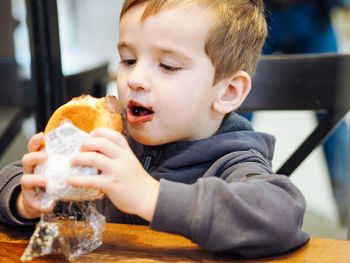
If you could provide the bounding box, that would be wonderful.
[117,3,223,145]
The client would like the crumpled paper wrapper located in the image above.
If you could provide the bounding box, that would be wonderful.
[21,121,106,261]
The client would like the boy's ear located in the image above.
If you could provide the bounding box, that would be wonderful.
[213,71,251,114]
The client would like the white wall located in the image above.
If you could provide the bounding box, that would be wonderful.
[57,0,123,76]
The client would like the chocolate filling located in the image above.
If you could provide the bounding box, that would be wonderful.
[132,106,153,116]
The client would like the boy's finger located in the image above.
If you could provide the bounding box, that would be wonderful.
[20,174,47,189]
[91,128,128,148]
[71,152,115,174]
[80,137,120,158]
[22,152,48,174]
[23,199,54,216]
[28,132,44,152]
[67,175,108,192]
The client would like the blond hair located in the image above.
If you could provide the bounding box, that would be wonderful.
[120,0,267,84]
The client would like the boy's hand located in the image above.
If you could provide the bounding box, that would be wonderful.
[18,132,52,219]
[68,128,160,222]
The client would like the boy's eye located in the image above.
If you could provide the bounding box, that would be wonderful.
[160,63,181,72]
[121,59,136,66]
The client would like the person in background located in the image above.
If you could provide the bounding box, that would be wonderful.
[0,0,309,257]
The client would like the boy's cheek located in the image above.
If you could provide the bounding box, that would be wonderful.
[115,85,128,105]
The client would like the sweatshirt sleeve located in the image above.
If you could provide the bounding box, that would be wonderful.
[149,156,310,257]
[0,161,37,225]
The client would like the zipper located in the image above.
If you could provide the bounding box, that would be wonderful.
[141,145,162,172]
[143,155,152,171]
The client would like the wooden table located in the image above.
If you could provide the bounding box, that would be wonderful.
[0,223,349,262]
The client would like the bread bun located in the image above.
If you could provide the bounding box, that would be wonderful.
[44,95,123,134]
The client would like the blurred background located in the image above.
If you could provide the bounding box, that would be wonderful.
[1,0,350,240]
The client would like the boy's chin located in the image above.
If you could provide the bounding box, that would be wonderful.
[134,137,166,146]
[129,130,158,146]
[129,130,171,146]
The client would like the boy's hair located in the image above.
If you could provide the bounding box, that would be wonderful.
[120,0,267,85]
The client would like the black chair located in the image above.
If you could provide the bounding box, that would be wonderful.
[239,53,350,235]
[0,0,109,160]
[0,59,23,158]
[24,0,108,130]
[240,53,350,175]
[64,63,109,100]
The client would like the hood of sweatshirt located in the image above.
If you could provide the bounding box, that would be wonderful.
[128,112,275,183]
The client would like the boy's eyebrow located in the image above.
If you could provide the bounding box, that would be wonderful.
[117,41,192,62]
[117,41,131,50]
[158,47,192,62]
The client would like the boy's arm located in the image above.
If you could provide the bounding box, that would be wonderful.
[149,158,310,257]
[0,161,37,225]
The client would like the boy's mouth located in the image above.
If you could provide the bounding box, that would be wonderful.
[127,100,154,124]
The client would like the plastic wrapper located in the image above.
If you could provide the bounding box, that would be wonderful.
[21,201,105,261]
[36,121,103,205]
[21,122,106,261]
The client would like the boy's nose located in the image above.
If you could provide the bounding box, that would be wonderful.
[127,62,151,92]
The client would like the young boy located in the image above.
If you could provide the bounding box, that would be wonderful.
[0,0,309,258]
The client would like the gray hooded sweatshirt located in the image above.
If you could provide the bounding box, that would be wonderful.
[0,112,309,257]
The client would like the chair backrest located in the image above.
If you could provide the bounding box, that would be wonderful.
[63,63,108,101]
[0,0,20,106]
[241,53,350,111]
[0,58,22,159]
[0,59,20,106]
[239,53,350,176]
